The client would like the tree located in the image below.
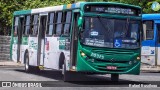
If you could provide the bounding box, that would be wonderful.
[0,0,73,35]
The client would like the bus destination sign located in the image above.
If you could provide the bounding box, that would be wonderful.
[85,5,140,16]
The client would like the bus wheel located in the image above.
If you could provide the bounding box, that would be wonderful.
[63,60,71,82]
[24,53,31,72]
[111,74,119,82]
[59,53,65,69]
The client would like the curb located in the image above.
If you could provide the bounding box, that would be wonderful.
[0,61,24,66]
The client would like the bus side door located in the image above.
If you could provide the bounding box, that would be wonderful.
[70,11,80,69]
[12,16,24,63]
[28,15,39,66]
[37,14,47,66]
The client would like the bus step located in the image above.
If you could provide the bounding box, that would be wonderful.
[38,66,44,70]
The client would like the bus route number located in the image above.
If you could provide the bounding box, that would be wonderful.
[91,53,104,59]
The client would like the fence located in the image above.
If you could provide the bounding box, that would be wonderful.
[0,35,11,60]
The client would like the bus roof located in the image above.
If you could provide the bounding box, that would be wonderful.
[142,14,160,20]
[14,2,141,16]
[13,2,84,15]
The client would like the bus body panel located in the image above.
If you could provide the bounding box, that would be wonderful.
[28,37,38,66]
[40,39,45,65]
[20,45,28,64]
[76,42,141,74]
[141,41,156,65]
[20,37,29,64]
[77,54,140,74]
[12,44,18,62]
[44,37,60,69]
[12,37,18,62]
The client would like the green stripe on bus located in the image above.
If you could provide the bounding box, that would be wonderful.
[22,37,28,45]
[14,10,31,16]
[63,5,67,10]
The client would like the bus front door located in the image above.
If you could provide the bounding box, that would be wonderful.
[156,24,160,65]
[70,12,79,69]
[37,15,47,66]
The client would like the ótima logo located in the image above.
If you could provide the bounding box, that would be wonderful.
[151,1,160,11]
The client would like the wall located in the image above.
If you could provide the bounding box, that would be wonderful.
[0,35,10,60]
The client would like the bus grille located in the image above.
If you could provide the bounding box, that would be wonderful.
[90,59,130,72]
[91,49,134,55]
[88,49,135,72]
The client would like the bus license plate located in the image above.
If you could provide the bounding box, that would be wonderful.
[107,66,117,70]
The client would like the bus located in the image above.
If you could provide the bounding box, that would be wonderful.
[142,14,160,69]
[10,2,142,81]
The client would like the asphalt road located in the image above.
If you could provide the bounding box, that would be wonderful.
[0,66,160,90]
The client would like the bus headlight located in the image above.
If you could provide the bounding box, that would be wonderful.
[80,51,86,57]
[137,56,140,60]
[81,52,86,57]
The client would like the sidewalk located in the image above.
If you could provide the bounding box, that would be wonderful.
[0,60,24,66]
[141,63,160,72]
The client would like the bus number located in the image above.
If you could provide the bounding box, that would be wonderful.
[91,53,104,59]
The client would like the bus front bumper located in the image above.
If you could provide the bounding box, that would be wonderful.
[76,52,140,75]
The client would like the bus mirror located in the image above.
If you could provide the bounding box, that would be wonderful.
[78,17,83,27]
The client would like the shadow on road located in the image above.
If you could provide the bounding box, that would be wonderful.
[14,67,149,86]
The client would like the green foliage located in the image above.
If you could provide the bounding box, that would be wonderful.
[0,0,159,35]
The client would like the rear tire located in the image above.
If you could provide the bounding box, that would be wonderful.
[59,53,65,69]
[111,74,119,82]
[25,53,31,72]
[24,53,40,73]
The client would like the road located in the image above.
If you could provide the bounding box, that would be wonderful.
[0,66,160,90]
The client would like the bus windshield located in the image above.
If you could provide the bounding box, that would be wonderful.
[80,17,140,49]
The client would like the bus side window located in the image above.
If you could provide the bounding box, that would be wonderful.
[30,15,39,36]
[63,11,72,36]
[46,12,55,36]
[13,17,19,36]
[55,12,63,35]
[24,15,30,36]
[143,21,154,40]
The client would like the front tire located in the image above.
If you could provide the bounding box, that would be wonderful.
[62,60,72,82]
[25,53,31,72]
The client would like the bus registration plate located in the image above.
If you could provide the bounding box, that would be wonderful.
[107,66,117,70]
